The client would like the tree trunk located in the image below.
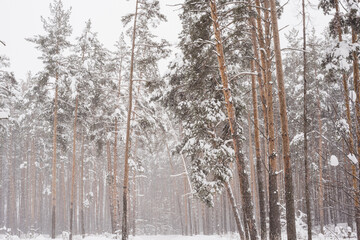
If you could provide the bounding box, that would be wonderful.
[316,87,325,235]
[247,111,259,224]
[51,71,59,239]
[260,1,281,239]
[351,25,360,240]
[249,4,268,237]
[107,140,115,233]
[269,0,297,238]
[122,1,139,239]
[302,1,312,239]
[333,0,357,233]
[69,96,79,240]
[31,138,36,229]
[132,168,136,236]
[209,1,258,239]
[225,182,245,239]
[80,130,85,238]
[113,118,120,233]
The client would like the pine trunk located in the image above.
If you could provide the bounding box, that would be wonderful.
[351,25,360,240]
[302,1,312,238]
[225,182,245,239]
[209,1,258,239]
[249,3,268,237]
[122,1,139,239]
[113,118,120,233]
[262,1,281,238]
[69,96,79,240]
[269,0,297,238]
[80,130,85,237]
[51,72,59,239]
[107,140,116,233]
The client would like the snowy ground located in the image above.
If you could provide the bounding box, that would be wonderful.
[0,233,357,240]
[0,234,240,240]
[0,224,358,240]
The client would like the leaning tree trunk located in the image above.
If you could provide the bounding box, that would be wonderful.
[225,181,245,239]
[51,71,59,239]
[209,1,258,239]
[69,96,79,240]
[122,0,139,239]
[302,0,312,239]
[269,0,297,238]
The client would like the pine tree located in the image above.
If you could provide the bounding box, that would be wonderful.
[26,1,72,237]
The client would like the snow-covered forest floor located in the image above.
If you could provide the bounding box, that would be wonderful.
[1,224,358,240]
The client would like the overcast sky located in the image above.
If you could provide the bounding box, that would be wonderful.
[0,0,330,81]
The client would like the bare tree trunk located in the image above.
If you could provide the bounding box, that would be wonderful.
[31,138,36,229]
[51,72,59,239]
[260,1,281,239]
[225,182,245,239]
[269,0,297,238]
[132,168,136,236]
[165,142,184,235]
[60,160,66,231]
[107,140,115,233]
[249,4,268,236]
[184,176,188,236]
[80,132,85,238]
[209,1,258,239]
[316,87,325,236]
[351,25,360,240]
[302,1,312,238]
[113,118,120,233]
[247,111,259,223]
[122,1,139,239]
[69,96,79,240]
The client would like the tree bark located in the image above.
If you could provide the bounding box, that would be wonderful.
[225,182,245,239]
[51,71,59,239]
[80,131,85,238]
[113,118,120,233]
[69,96,79,240]
[316,93,325,232]
[107,140,115,233]
[269,0,297,238]
[261,1,282,239]
[351,25,360,240]
[122,1,139,239]
[249,3,268,237]
[302,1,312,239]
[209,1,258,239]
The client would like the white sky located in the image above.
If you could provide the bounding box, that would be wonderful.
[0,0,330,81]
